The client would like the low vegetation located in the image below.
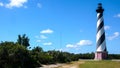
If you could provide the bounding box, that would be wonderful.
[80,60,120,68]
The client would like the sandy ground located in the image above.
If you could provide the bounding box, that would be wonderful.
[57,61,84,68]
[39,59,120,68]
[39,61,84,68]
[39,64,63,68]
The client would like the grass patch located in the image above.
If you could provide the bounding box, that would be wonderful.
[79,60,120,68]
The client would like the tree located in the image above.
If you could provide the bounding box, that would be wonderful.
[32,46,43,53]
[0,41,41,68]
[31,46,53,64]
[17,34,30,48]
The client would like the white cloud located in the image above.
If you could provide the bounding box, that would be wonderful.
[35,35,47,43]
[0,0,28,8]
[6,0,27,8]
[77,40,92,46]
[0,2,4,6]
[35,29,53,44]
[40,29,53,34]
[35,35,47,39]
[66,40,93,48]
[40,35,47,39]
[104,25,110,30]
[66,44,76,48]
[37,3,42,8]
[114,14,120,18]
[43,42,52,45]
[107,32,120,40]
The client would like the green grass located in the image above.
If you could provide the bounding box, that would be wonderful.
[79,60,120,68]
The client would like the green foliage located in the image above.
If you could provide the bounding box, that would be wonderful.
[0,42,40,68]
[108,54,120,59]
[32,46,43,52]
[79,52,95,59]
[80,61,120,68]
[31,46,53,64]
[1,34,120,68]
[47,50,80,63]
[17,34,30,48]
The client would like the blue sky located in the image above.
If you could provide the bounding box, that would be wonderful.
[0,0,120,54]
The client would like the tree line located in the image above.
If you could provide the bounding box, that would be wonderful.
[0,34,120,68]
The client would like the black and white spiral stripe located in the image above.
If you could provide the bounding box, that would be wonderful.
[96,12,107,52]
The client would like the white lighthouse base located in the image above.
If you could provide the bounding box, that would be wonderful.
[94,51,108,60]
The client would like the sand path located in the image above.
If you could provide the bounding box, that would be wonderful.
[40,61,84,68]
[57,61,84,68]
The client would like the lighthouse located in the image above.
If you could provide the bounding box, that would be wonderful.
[95,3,108,60]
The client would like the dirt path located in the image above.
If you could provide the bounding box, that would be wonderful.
[40,61,84,68]
[57,61,84,68]
[40,64,63,68]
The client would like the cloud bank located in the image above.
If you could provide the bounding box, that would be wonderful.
[66,40,93,48]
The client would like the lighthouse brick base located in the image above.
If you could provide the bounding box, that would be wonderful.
[95,51,108,60]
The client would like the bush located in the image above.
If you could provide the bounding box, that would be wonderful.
[0,42,41,68]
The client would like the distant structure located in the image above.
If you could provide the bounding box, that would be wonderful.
[94,3,108,60]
